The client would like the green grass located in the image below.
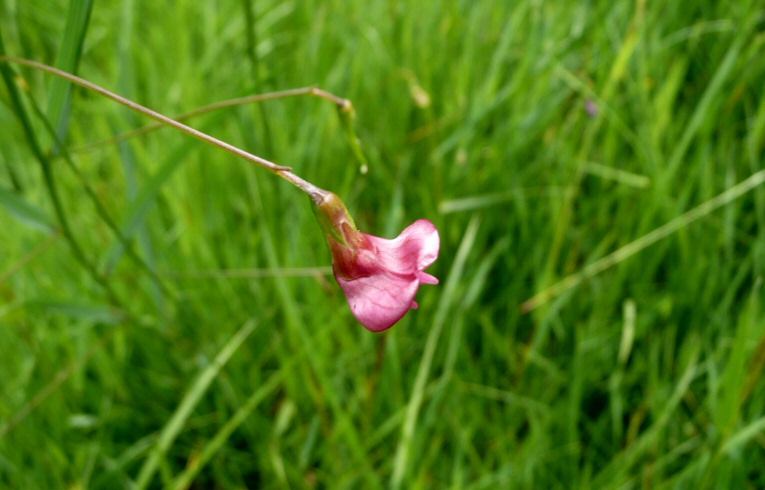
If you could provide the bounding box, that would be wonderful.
[1,0,765,488]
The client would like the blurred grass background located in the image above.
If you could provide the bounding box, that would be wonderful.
[1,0,765,488]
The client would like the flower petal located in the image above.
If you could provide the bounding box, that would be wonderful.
[320,209,441,331]
[335,270,419,332]
[417,271,439,285]
[406,220,440,270]
[364,219,440,274]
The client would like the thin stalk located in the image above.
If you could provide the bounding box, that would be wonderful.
[0,56,345,202]
[69,87,345,154]
[2,56,289,169]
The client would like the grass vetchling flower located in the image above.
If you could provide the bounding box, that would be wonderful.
[3,56,440,332]
[315,192,440,332]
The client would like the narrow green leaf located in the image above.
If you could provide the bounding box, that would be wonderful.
[721,415,765,455]
[46,0,94,145]
[391,215,481,489]
[35,301,124,324]
[0,186,55,232]
[134,319,258,490]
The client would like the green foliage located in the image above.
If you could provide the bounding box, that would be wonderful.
[1,0,764,488]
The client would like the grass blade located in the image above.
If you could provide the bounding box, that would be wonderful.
[45,0,93,146]
[0,185,55,233]
[134,319,258,489]
[170,370,286,489]
[522,169,765,312]
[391,215,480,489]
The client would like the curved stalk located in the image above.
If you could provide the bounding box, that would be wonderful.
[0,55,342,202]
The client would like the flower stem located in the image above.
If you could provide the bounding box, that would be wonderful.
[69,87,349,154]
[1,56,291,170]
[0,55,338,201]
[275,170,330,203]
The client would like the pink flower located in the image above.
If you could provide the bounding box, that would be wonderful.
[314,192,440,332]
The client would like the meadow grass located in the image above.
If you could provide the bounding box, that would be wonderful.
[1,1,764,488]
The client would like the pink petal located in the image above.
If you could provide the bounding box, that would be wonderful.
[418,271,439,285]
[406,220,440,270]
[331,219,441,332]
[336,271,420,332]
[365,220,439,272]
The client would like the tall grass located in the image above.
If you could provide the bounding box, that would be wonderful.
[1,1,764,488]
